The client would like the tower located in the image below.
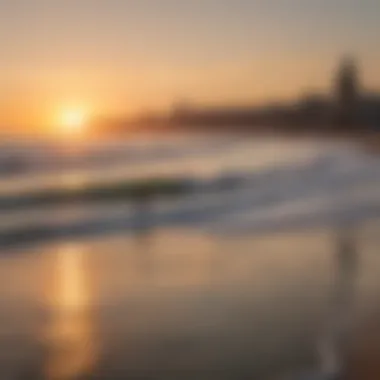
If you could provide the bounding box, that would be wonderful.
[335,57,359,127]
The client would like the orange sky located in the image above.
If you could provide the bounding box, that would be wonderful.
[0,56,345,132]
[1,1,380,133]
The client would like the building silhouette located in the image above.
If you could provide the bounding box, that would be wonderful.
[335,57,359,128]
[93,56,380,135]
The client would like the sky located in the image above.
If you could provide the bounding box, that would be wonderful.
[0,0,380,131]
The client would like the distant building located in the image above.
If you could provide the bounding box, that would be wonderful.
[335,57,359,127]
[166,56,380,132]
[359,93,380,128]
[296,93,333,128]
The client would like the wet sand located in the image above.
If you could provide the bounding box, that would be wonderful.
[0,223,380,379]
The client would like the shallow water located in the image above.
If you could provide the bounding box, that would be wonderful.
[1,224,380,379]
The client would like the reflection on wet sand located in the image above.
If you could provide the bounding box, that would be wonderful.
[0,225,376,379]
[42,244,97,380]
[315,228,359,378]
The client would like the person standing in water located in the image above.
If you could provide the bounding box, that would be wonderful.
[134,190,153,235]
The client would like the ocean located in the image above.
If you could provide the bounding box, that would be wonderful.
[0,132,380,379]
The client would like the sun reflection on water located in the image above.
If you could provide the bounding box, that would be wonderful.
[42,244,97,380]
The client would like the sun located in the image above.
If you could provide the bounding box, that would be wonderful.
[59,108,88,135]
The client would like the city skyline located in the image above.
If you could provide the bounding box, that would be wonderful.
[1,0,380,132]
